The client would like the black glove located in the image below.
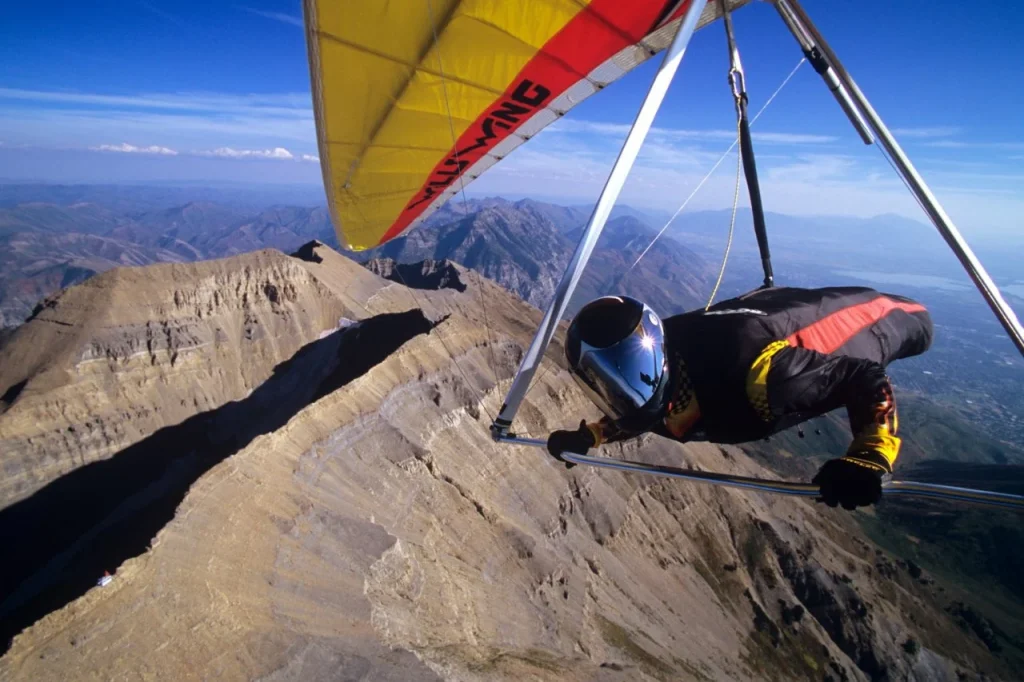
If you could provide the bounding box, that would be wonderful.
[546,420,597,468]
[812,456,885,510]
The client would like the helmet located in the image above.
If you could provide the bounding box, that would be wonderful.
[565,296,670,431]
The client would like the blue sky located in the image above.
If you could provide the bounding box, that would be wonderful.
[2,0,1023,236]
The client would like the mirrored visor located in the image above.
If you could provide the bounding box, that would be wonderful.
[572,313,667,421]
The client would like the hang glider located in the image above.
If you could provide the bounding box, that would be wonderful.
[303,0,1024,510]
[304,0,750,251]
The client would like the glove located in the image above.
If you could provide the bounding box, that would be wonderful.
[546,420,597,468]
[812,456,886,509]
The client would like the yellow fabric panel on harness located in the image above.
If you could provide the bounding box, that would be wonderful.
[746,339,790,422]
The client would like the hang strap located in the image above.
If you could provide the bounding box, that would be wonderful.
[720,0,774,288]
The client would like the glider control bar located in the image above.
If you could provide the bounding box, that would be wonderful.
[490,0,708,439]
[774,0,1024,358]
[497,434,1024,510]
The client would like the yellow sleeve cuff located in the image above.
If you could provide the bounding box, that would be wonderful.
[848,426,901,469]
[586,422,605,446]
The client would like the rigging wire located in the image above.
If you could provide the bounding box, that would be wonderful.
[872,141,933,222]
[705,117,743,309]
[705,0,754,309]
[411,10,804,437]
[523,60,807,433]
[425,0,501,391]
[362,0,497,425]
[619,57,806,280]
[390,264,497,424]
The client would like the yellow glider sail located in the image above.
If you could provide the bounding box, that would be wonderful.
[304,0,748,251]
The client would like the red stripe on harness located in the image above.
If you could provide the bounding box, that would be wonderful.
[786,297,926,355]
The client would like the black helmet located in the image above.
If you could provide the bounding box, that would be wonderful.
[565,296,670,432]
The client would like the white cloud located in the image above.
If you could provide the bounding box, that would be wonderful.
[549,119,837,145]
[239,6,304,28]
[1,107,314,146]
[923,140,971,149]
[202,146,295,159]
[0,88,311,116]
[464,121,1024,235]
[638,141,724,171]
[91,142,178,155]
[752,132,837,144]
[764,154,859,184]
[0,87,316,159]
[550,120,630,137]
[301,154,320,162]
[0,86,315,160]
[924,139,1024,152]
[891,126,960,138]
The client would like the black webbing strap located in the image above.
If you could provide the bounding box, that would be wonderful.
[721,0,774,288]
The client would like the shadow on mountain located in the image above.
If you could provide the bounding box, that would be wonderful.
[1,379,26,413]
[290,239,325,264]
[0,328,15,353]
[0,309,436,654]
[364,258,467,293]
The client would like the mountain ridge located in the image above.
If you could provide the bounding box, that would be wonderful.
[0,242,1017,680]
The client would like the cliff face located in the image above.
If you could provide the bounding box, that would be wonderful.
[0,243,1009,681]
[0,249,386,507]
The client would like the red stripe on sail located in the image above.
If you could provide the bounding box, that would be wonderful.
[377,0,687,245]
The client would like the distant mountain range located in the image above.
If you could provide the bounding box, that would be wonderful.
[356,197,710,315]
[0,190,711,330]
[0,197,337,328]
[0,182,327,213]
[1,184,1017,337]
[0,227,189,328]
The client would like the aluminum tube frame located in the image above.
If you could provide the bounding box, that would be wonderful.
[772,0,873,144]
[490,0,709,438]
[496,435,1024,509]
[779,0,1024,357]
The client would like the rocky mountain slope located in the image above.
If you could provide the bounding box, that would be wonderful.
[0,248,375,507]
[116,203,335,259]
[0,242,1015,681]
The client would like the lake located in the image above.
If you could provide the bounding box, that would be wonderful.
[835,269,970,292]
